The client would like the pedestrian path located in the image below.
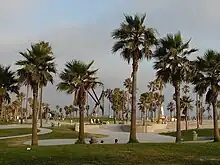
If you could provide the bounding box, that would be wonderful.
[0,124,52,140]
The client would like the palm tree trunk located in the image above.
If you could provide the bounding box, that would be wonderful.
[199,95,203,125]
[157,87,163,123]
[26,85,29,120]
[77,85,86,144]
[108,102,111,117]
[185,111,188,131]
[78,104,85,143]
[142,111,146,126]
[113,110,116,124]
[0,96,3,119]
[32,84,38,146]
[175,81,181,143]
[129,57,138,143]
[20,97,23,124]
[147,109,149,120]
[212,101,220,142]
[196,93,199,129]
[39,86,43,128]
[101,89,104,117]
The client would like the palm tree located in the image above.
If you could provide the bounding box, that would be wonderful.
[68,105,74,118]
[181,95,194,130]
[16,92,25,123]
[112,88,122,123]
[112,14,157,143]
[57,60,100,144]
[153,32,198,143]
[104,89,113,117]
[0,65,19,119]
[138,92,149,125]
[35,42,56,128]
[192,50,220,142]
[123,78,132,94]
[149,78,165,122]
[11,100,20,121]
[167,101,175,119]
[64,105,70,117]
[17,63,32,120]
[16,41,56,146]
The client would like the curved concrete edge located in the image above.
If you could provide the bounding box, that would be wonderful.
[0,127,52,140]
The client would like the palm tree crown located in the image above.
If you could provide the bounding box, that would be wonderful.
[112,13,157,63]
[16,42,56,88]
[154,32,198,85]
[0,65,19,104]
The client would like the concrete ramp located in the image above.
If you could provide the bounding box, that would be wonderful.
[100,124,124,132]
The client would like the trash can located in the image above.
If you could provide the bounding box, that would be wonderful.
[192,131,198,141]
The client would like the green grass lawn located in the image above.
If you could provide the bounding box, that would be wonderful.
[0,125,105,147]
[160,129,214,141]
[0,128,33,137]
[1,143,220,164]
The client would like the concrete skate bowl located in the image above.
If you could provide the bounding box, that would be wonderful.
[121,123,168,133]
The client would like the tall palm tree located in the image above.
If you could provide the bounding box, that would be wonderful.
[112,14,157,143]
[192,50,220,142]
[16,41,56,146]
[36,42,56,128]
[0,65,19,119]
[153,32,198,143]
[57,60,100,144]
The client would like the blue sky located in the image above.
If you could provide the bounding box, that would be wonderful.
[1,0,220,116]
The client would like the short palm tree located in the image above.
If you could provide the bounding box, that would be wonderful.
[104,88,113,117]
[181,84,193,130]
[153,31,197,143]
[57,60,100,144]
[167,101,175,119]
[16,92,25,123]
[192,50,220,142]
[148,77,165,122]
[123,78,132,94]
[181,95,194,130]
[112,14,157,143]
[0,65,19,119]
[138,92,149,125]
[17,67,31,119]
[16,41,56,146]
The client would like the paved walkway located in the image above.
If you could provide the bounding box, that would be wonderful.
[1,122,213,146]
[0,124,52,140]
[24,124,176,146]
